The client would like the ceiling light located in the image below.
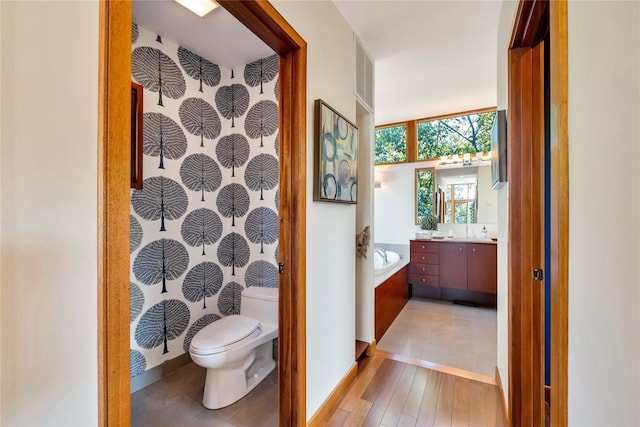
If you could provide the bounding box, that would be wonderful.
[174,0,219,17]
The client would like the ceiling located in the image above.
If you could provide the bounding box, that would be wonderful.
[132,0,274,66]
[334,0,502,125]
[133,0,501,126]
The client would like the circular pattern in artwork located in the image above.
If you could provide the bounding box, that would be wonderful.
[338,160,351,186]
[323,174,337,200]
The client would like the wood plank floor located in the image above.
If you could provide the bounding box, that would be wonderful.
[323,353,506,427]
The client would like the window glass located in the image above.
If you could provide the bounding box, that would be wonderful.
[375,124,407,164]
[417,112,495,160]
[415,168,434,224]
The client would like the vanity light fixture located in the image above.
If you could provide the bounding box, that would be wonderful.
[174,0,219,17]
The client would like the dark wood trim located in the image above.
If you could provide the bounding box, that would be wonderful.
[130,82,143,189]
[218,2,308,425]
[511,0,549,48]
[507,43,545,427]
[406,120,417,162]
[99,1,307,426]
[549,1,569,425]
[97,1,132,426]
[508,1,550,425]
[375,106,497,129]
[496,367,509,426]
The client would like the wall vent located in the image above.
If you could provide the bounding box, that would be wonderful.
[354,35,374,112]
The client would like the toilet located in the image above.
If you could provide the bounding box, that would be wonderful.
[189,286,278,409]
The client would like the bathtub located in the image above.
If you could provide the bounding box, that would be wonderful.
[374,250,401,276]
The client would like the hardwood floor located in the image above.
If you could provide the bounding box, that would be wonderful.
[323,354,506,427]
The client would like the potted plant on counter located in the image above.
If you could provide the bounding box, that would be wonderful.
[416,213,439,239]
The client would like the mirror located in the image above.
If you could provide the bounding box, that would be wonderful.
[437,167,478,223]
[415,165,495,225]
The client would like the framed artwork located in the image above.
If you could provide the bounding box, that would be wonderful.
[131,82,144,189]
[313,99,359,203]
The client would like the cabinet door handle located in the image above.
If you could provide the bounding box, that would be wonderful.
[459,247,462,252]
[472,248,476,252]
[421,245,425,249]
[422,267,425,271]
[422,256,425,260]
[422,278,425,282]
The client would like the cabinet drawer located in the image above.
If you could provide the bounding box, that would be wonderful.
[409,263,438,276]
[410,241,439,254]
[410,252,438,264]
[409,273,438,287]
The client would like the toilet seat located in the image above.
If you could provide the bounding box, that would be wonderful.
[190,315,261,356]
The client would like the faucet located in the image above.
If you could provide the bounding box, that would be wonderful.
[374,247,388,264]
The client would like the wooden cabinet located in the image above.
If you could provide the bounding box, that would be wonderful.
[409,240,497,299]
[439,243,467,290]
[409,241,439,288]
[467,244,497,293]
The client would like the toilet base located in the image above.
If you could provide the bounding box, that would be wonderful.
[201,341,276,409]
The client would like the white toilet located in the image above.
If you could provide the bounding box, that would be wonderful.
[189,286,278,409]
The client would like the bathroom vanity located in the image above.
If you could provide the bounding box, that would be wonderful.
[409,239,497,306]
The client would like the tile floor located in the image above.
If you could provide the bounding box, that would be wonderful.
[131,362,278,427]
[376,297,497,377]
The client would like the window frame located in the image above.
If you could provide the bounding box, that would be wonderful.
[375,107,496,165]
[373,121,409,165]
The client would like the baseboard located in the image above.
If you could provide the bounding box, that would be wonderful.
[365,339,376,356]
[495,366,509,425]
[307,362,358,427]
[130,352,192,393]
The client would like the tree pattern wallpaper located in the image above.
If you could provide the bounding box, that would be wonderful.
[130,25,279,377]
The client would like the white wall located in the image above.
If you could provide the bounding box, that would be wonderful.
[496,0,517,409]
[476,165,498,224]
[0,2,99,425]
[375,161,496,243]
[356,102,375,343]
[271,1,357,419]
[567,2,640,424]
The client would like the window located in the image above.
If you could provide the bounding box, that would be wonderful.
[444,183,477,224]
[414,167,435,224]
[374,123,406,164]
[417,111,495,160]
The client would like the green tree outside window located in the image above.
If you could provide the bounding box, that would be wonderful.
[375,124,407,164]
[417,112,495,160]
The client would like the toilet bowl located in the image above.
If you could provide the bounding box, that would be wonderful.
[189,286,278,409]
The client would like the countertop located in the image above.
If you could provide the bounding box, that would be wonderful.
[412,237,498,245]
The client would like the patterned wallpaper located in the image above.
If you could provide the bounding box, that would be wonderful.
[129,23,279,377]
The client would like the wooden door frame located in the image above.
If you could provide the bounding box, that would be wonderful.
[508,0,568,425]
[97,1,307,426]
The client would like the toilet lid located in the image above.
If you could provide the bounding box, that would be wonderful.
[190,315,261,355]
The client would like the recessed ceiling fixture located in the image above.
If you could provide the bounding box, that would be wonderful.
[174,0,218,17]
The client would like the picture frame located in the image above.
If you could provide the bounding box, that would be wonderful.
[491,109,507,189]
[313,99,359,204]
[131,82,144,189]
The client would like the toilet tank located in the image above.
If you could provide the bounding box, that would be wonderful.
[241,286,278,324]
